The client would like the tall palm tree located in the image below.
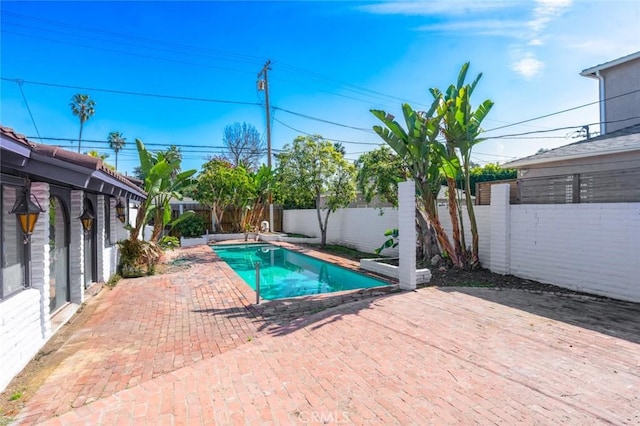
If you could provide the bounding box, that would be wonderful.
[69,94,96,153]
[108,131,126,171]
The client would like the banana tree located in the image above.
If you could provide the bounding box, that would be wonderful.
[435,62,494,266]
[371,102,460,266]
[130,139,196,242]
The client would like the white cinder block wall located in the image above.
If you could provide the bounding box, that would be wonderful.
[283,190,640,302]
[283,208,400,256]
[509,203,640,302]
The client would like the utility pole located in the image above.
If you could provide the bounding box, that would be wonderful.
[258,60,274,233]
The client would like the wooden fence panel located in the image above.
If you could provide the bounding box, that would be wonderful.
[170,204,283,236]
[475,179,518,205]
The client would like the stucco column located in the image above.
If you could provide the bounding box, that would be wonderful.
[489,183,511,274]
[29,182,51,339]
[69,190,85,304]
[398,180,416,290]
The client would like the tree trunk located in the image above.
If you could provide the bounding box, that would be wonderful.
[320,209,331,247]
[464,163,480,267]
[415,208,439,262]
[78,121,84,153]
[446,177,465,267]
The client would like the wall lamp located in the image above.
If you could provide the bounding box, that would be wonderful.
[115,198,126,223]
[10,179,44,244]
[79,199,95,232]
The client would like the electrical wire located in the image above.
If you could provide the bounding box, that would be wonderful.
[272,107,375,133]
[484,89,640,132]
[15,80,43,142]
[272,117,382,146]
[2,77,260,106]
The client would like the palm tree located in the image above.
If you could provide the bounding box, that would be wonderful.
[69,94,96,153]
[108,131,126,171]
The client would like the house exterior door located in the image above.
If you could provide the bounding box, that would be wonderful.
[83,199,96,288]
[49,196,69,313]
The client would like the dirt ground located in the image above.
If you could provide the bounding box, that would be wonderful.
[0,247,605,423]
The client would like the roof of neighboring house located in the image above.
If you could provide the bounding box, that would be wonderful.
[503,123,640,169]
[1,125,146,199]
[581,51,640,78]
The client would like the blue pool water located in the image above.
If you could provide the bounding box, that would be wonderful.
[212,244,389,300]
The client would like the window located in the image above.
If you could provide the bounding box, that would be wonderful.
[1,184,25,298]
[104,197,111,246]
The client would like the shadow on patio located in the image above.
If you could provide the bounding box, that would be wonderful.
[439,286,640,345]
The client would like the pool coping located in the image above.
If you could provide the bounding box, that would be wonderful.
[209,240,399,305]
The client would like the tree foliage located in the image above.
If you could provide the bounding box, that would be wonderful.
[69,93,96,153]
[468,163,516,195]
[221,122,265,171]
[370,62,494,268]
[192,159,252,232]
[108,131,126,171]
[355,145,406,207]
[276,135,356,246]
[130,139,196,243]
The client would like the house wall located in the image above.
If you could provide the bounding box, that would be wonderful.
[602,57,640,133]
[283,187,639,302]
[0,182,132,392]
[518,151,640,179]
[0,289,46,391]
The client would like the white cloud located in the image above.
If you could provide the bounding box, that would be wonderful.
[415,19,524,36]
[511,55,544,78]
[359,1,508,16]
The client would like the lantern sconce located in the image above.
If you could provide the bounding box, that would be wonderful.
[79,198,95,232]
[10,179,44,244]
[115,198,126,224]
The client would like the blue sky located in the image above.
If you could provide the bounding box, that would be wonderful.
[1,0,639,175]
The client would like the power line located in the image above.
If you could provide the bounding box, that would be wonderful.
[484,89,640,132]
[2,77,260,106]
[272,117,381,146]
[486,116,640,140]
[15,80,43,142]
[272,106,375,133]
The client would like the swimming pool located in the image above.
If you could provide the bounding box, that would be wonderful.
[212,243,389,300]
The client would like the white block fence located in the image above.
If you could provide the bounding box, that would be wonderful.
[283,184,640,302]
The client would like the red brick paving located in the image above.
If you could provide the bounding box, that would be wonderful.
[14,245,640,425]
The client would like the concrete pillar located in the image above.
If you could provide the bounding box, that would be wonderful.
[69,190,85,304]
[489,183,511,274]
[29,182,51,339]
[398,180,416,290]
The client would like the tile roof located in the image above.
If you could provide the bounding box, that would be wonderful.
[503,123,640,168]
[1,125,145,194]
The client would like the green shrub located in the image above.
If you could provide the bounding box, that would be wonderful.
[174,214,206,238]
[159,235,180,250]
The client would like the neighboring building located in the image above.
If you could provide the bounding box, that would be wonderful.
[501,51,640,204]
[503,124,640,203]
[580,51,640,134]
[0,125,146,391]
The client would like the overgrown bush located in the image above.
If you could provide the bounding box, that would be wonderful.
[174,214,206,238]
[117,239,162,278]
[159,235,180,250]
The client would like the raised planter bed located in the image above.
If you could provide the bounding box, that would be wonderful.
[180,236,208,247]
[360,258,432,284]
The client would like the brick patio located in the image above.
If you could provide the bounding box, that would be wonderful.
[13,244,640,425]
